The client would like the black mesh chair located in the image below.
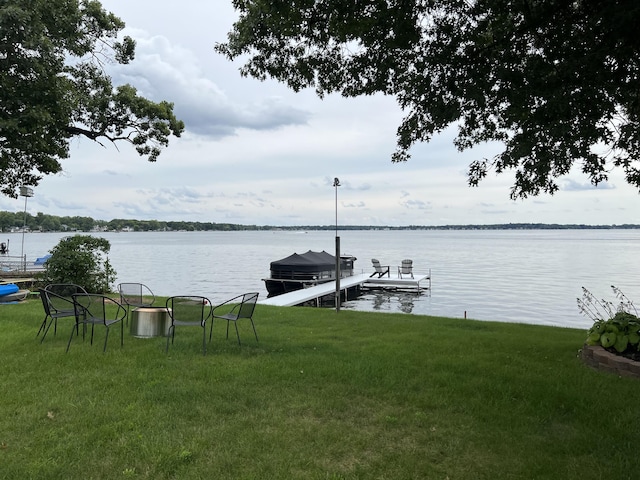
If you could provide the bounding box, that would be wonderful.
[165,296,213,355]
[66,294,126,353]
[117,283,155,323]
[212,292,259,345]
[37,283,87,343]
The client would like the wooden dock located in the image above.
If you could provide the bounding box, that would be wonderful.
[0,277,37,284]
[260,271,431,307]
[363,272,431,291]
[260,274,370,307]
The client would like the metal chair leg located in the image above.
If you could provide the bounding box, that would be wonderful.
[208,319,215,343]
[36,316,48,337]
[234,322,241,345]
[66,323,78,353]
[103,327,109,353]
[250,319,259,343]
[166,326,174,353]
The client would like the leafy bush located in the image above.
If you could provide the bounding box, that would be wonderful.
[578,286,640,354]
[42,235,116,293]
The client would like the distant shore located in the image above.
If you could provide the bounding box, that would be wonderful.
[1,208,639,234]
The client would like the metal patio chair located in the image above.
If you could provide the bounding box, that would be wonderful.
[66,294,126,353]
[117,282,155,324]
[37,283,87,343]
[212,292,259,345]
[165,296,213,355]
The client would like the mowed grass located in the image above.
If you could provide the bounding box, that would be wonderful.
[1,296,639,479]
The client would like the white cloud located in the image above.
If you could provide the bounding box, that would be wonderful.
[560,178,615,191]
[109,32,311,138]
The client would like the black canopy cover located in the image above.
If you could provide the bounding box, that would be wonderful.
[270,250,336,275]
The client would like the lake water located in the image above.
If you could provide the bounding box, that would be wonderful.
[3,229,640,330]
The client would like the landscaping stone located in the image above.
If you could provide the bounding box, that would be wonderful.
[581,344,640,379]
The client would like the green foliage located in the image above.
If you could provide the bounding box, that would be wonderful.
[579,286,640,354]
[586,312,640,353]
[43,234,116,293]
[217,0,640,199]
[0,0,184,198]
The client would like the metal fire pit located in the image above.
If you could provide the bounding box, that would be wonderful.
[130,307,171,338]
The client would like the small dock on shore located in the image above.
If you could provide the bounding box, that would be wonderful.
[363,271,431,292]
[260,271,431,307]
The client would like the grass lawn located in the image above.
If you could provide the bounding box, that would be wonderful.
[1,296,639,479]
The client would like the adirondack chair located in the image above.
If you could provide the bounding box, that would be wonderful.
[370,259,390,278]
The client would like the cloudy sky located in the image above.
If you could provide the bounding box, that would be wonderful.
[2,0,639,226]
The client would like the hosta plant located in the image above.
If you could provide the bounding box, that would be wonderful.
[578,286,640,354]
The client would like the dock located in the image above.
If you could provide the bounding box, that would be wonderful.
[0,277,37,285]
[260,273,370,307]
[363,272,431,292]
[260,271,431,307]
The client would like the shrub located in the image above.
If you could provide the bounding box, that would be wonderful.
[578,286,640,354]
[42,235,116,293]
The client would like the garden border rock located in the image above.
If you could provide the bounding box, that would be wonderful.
[581,344,640,379]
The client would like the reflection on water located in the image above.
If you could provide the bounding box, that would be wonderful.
[348,290,423,314]
[5,229,640,329]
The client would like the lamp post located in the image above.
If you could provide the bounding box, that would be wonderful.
[333,178,341,312]
[19,186,34,271]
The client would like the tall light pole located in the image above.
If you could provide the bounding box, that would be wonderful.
[19,186,34,271]
[333,178,341,312]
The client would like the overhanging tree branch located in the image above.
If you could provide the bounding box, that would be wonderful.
[217,0,640,198]
[0,0,184,198]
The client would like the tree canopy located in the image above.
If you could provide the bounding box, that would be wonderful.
[0,0,185,198]
[216,0,640,198]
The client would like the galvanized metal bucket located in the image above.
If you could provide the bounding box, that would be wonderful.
[130,307,171,338]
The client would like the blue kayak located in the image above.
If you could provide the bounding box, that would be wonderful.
[0,283,19,297]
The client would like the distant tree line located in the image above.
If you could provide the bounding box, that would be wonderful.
[0,211,256,233]
[1,211,639,233]
[1,211,97,232]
